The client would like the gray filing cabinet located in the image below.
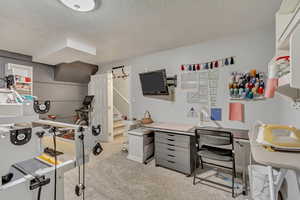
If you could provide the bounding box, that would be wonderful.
[154,131,195,176]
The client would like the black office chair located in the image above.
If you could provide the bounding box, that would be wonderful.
[193,128,236,198]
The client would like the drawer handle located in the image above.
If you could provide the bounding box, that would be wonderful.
[167,160,175,164]
[167,139,175,141]
[167,144,175,147]
[167,134,175,137]
[167,148,175,151]
[168,154,175,157]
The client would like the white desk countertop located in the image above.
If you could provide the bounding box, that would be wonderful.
[142,122,195,136]
[143,122,194,132]
[128,128,153,136]
[142,122,249,139]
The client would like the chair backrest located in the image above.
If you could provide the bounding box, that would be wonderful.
[195,129,232,148]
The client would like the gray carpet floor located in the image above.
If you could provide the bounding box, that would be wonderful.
[64,137,246,200]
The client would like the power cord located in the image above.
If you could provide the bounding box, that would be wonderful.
[37,185,42,200]
[75,127,86,200]
[82,132,85,200]
[51,127,57,200]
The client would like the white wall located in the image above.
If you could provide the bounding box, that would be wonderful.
[102,28,282,129]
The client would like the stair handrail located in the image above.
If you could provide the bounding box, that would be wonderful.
[113,87,130,105]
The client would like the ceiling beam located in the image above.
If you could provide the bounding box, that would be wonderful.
[0,49,32,62]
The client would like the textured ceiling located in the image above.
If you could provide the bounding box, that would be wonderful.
[0,0,281,65]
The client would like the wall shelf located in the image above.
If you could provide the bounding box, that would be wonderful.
[16,81,32,84]
[5,63,33,96]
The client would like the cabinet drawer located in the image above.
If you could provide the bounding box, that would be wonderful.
[155,149,189,165]
[156,141,189,154]
[155,132,190,148]
[156,132,190,142]
[155,143,190,164]
[156,157,190,174]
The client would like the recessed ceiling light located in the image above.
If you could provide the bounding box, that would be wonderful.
[58,0,99,12]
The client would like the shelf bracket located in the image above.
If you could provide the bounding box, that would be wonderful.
[167,75,177,87]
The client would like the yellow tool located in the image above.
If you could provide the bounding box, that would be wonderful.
[37,154,61,165]
[257,124,300,151]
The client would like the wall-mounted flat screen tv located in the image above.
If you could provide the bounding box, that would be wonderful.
[139,69,169,95]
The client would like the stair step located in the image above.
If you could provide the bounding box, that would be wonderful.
[114,128,125,136]
[114,119,124,125]
[114,123,126,129]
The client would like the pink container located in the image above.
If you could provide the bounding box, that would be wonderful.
[265,78,278,98]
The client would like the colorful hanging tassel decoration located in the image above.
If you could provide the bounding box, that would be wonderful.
[188,65,192,71]
[214,61,219,68]
[193,64,196,71]
[204,63,208,69]
[230,57,235,65]
[196,64,201,70]
[210,62,214,69]
[225,58,229,66]
[181,65,185,71]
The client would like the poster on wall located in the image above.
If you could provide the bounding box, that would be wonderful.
[181,72,199,90]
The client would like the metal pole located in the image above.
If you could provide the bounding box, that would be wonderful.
[268,166,275,200]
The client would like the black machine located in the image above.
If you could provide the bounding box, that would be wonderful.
[0,75,15,89]
[33,100,51,114]
[82,95,94,106]
[75,95,94,125]
[139,69,177,96]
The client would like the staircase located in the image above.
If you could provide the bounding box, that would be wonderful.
[113,72,130,138]
[113,108,126,137]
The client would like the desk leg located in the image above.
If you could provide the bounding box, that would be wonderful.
[242,164,247,195]
[274,169,288,200]
[296,170,300,193]
[268,166,275,200]
[242,144,247,195]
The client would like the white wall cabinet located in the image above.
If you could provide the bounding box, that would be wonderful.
[274,3,300,102]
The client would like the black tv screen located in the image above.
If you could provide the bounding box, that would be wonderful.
[139,69,169,95]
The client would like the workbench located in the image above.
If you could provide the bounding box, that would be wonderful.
[142,123,250,177]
